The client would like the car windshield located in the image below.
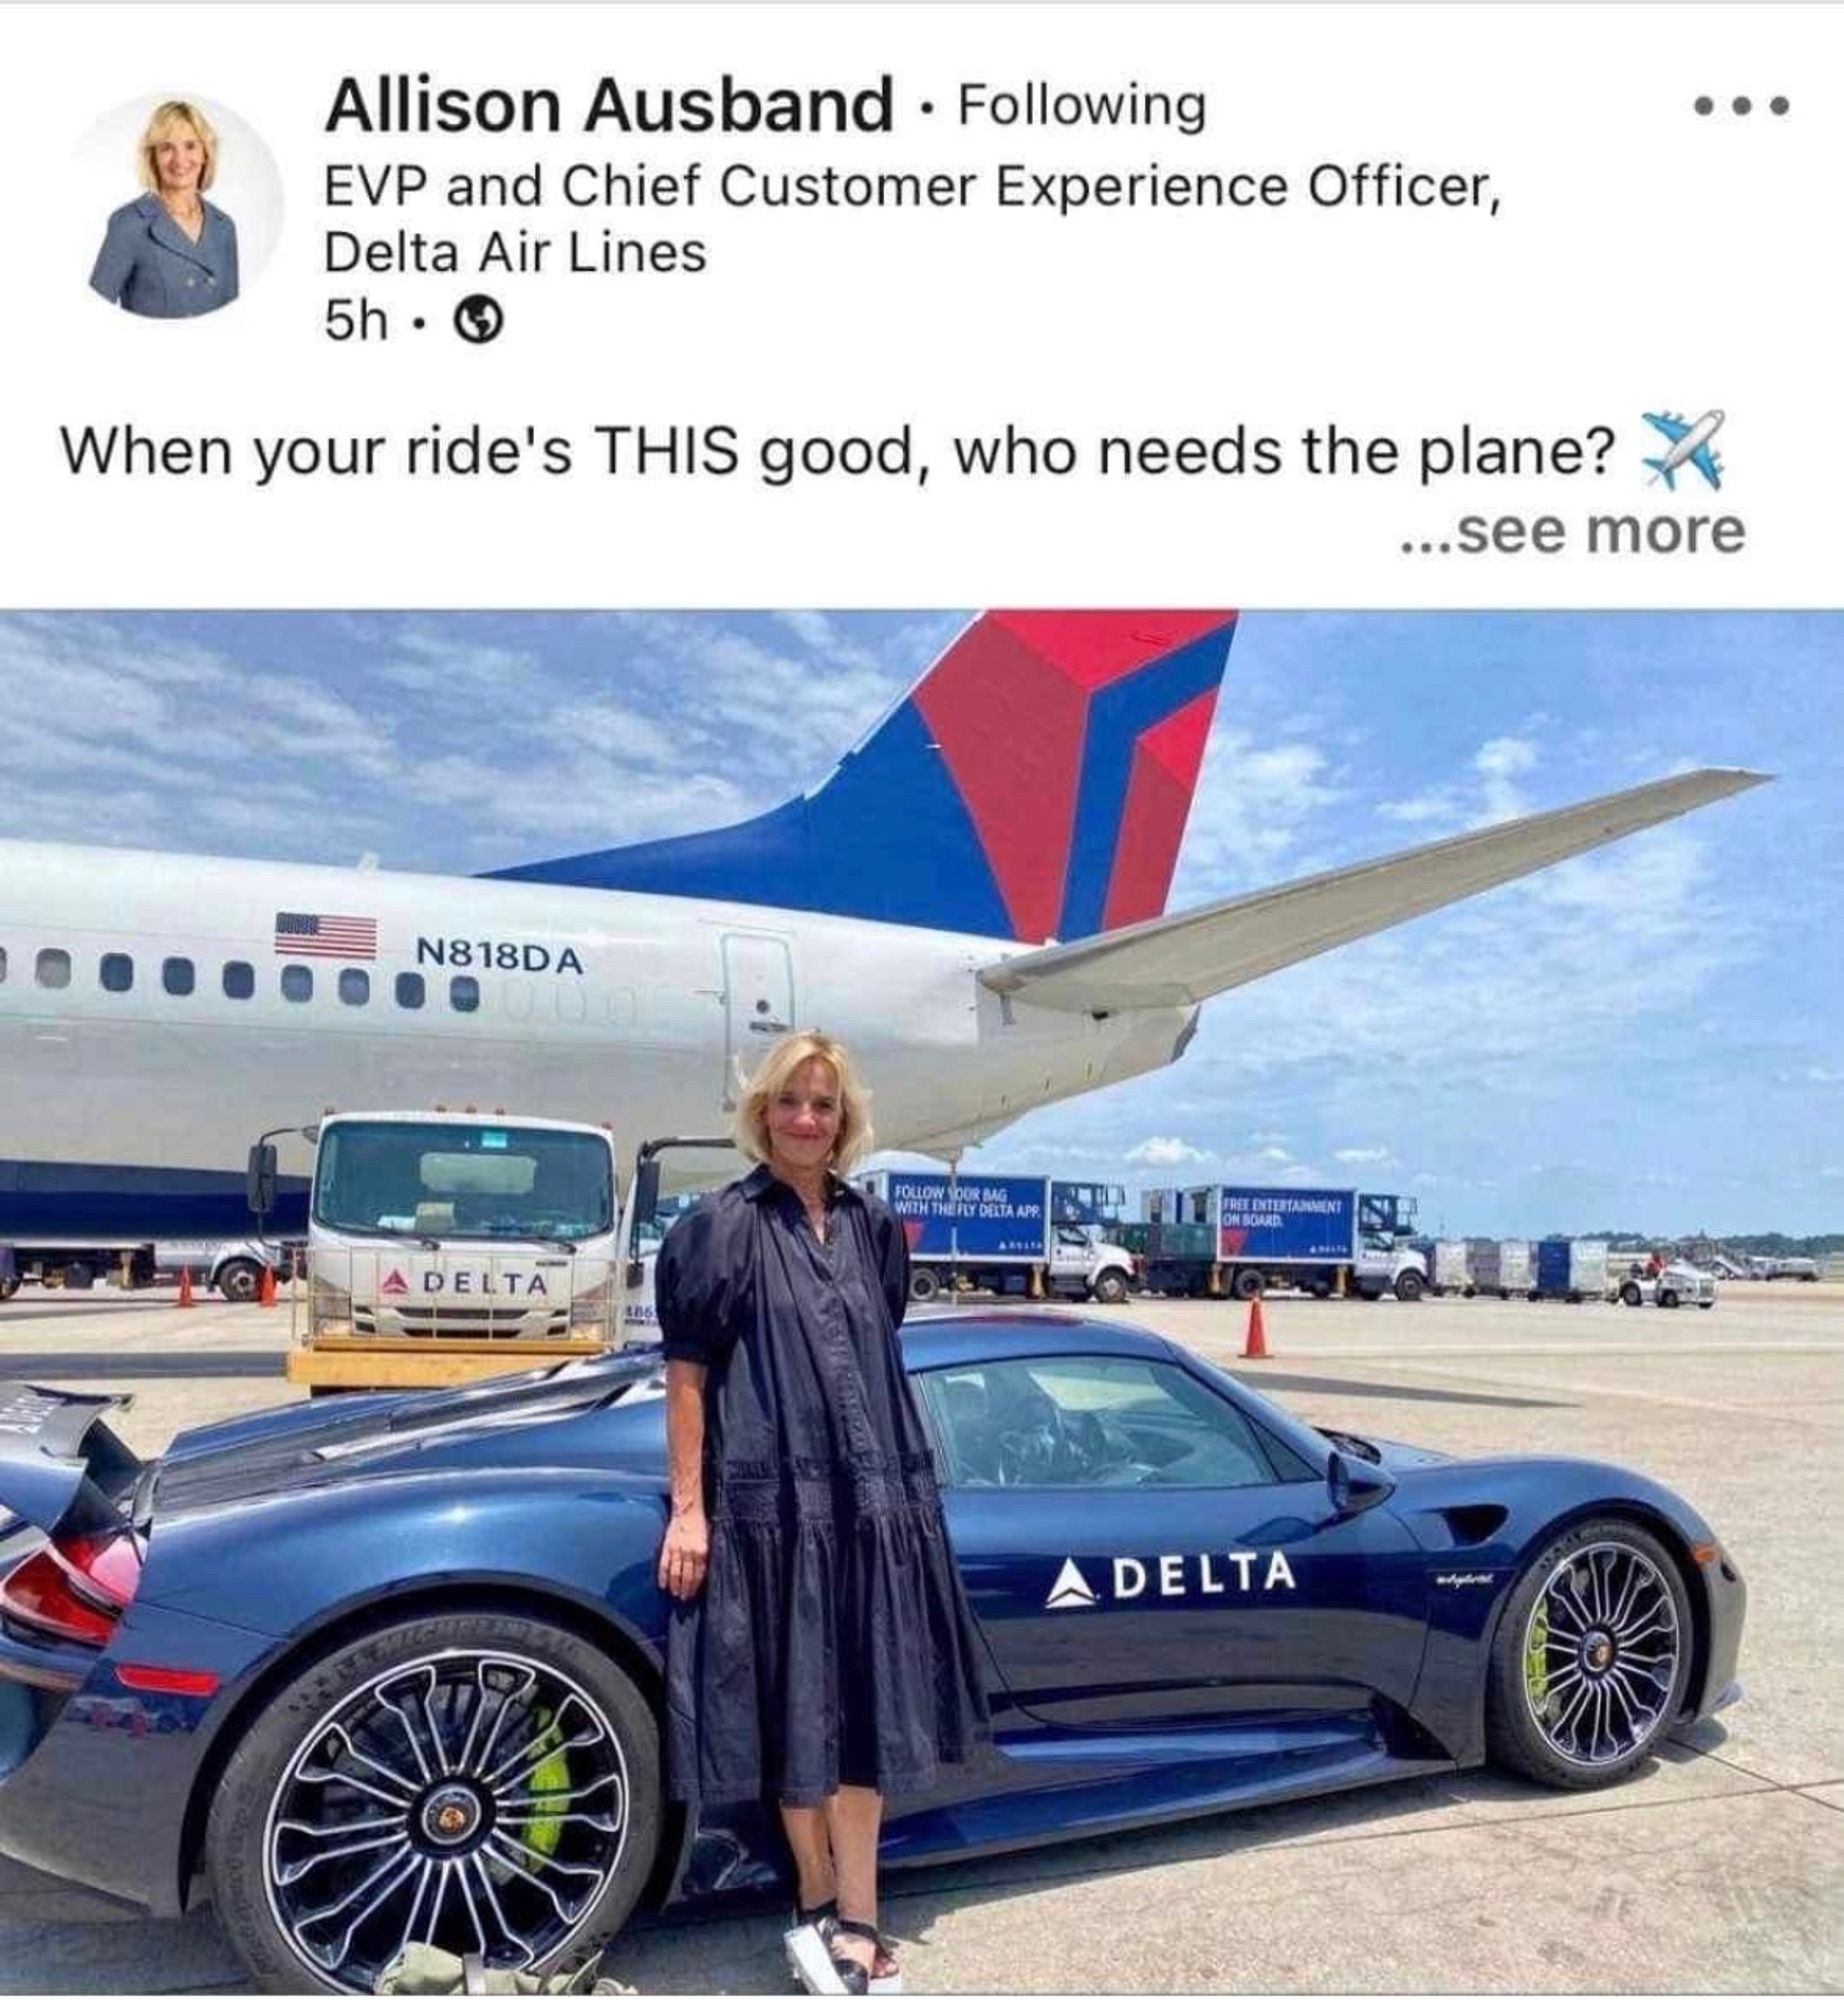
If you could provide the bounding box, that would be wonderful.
[314,1122,615,1243]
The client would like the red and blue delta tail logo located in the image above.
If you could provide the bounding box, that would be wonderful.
[487,611,1237,942]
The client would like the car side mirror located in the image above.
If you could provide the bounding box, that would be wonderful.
[1327,1448,1396,1517]
[246,1141,278,1220]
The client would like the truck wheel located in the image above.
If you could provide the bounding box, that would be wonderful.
[1090,1269,1129,1306]
[1310,1278,1333,1299]
[1394,1271,1426,1303]
[1232,1269,1264,1302]
[216,1258,265,1305]
[1620,1281,1643,1307]
[0,1276,18,1302]
[1658,1288,1681,1310]
[908,1267,942,1304]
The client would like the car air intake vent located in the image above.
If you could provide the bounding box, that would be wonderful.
[1436,1504,1508,1547]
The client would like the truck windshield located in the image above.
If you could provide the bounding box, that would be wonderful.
[314,1123,615,1243]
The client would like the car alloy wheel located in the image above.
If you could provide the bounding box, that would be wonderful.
[258,1648,632,1992]
[1519,1541,1682,1769]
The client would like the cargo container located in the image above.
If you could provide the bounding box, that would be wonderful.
[857,1172,1136,1304]
[1430,1240,1473,1296]
[1533,1237,1609,1302]
[1131,1185,1428,1300]
[1469,1238,1536,1299]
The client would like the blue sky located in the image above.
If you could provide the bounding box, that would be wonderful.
[1,609,1837,1235]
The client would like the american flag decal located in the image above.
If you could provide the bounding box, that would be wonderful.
[274,911,378,960]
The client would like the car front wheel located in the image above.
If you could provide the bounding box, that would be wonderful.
[1485,1518,1690,1790]
[205,1612,660,1994]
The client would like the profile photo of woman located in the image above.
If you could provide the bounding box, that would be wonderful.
[655,1031,990,1996]
[89,99,238,317]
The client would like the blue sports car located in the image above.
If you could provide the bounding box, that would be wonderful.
[0,1314,1745,1993]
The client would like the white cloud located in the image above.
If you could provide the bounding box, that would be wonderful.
[1334,1146,1394,1164]
[1125,1136,1210,1166]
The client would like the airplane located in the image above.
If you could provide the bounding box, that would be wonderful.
[1642,409,1724,492]
[0,610,1766,1240]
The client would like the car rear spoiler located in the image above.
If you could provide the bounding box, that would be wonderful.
[0,1384,142,1536]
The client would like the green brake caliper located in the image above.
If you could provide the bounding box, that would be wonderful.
[1524,1599,1552,1713]
[522,1708,571,1859]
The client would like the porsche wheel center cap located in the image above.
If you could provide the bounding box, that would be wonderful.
[421,1784,483,1847]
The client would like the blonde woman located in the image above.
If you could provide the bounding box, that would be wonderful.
[655,1031,989,1995]
[90,99,239,317]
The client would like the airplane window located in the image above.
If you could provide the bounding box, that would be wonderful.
[339,968,370,1006]
[100,953,134,994]
[35,950,70,988]
[395,971,425,1010]
[450,974,480,1013]
[223,960,254,1000]
[281,964,314,1003]
[163,957,194,996]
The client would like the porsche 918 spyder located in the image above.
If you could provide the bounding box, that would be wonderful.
[0,1314,1745,1993]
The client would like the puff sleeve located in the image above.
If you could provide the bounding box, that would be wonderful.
[869,1198,911,1332]
[655,1199,742,1366]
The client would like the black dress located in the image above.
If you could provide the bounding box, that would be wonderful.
[656,1166,991,1807]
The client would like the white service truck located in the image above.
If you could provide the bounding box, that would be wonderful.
[249,1111,663,1391]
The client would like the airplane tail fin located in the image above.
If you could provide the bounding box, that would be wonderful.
[1644,456,1678,492]
[487,611,1237,941]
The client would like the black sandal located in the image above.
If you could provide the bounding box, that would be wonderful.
[785,1900,862,1996]
[835,1916,902,1996]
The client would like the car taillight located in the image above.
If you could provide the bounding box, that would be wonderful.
[0,1532,143,1646]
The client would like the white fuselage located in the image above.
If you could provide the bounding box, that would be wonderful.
[0,840,1194,1201]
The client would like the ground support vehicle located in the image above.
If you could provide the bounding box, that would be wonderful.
[1614,1260,1719,1310]
[1533,1238,1611,1304]
[0,1237,155,1298]
[858,1171,1135,1304]
[1469,1238,1536,1301]
[253,1112,634,1391]
[153,1239,303,1304]
[0,1315,1746,1994]
[1429,1240,1474,1296]
[1139,1185,1429,1300]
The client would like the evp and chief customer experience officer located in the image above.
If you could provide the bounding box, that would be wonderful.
[90,99,238,317]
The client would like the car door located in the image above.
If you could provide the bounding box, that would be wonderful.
[916,1351,1429,1733]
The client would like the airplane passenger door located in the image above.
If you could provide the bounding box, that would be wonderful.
[720,932,795,1106]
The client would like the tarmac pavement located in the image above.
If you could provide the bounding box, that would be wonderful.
[2,1282,1840,1992]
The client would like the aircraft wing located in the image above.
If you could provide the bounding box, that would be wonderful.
[977,769,1768,1014]
[1692,444,1723,491]
[1644,411,1689,442]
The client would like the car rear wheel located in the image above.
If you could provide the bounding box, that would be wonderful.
[1619,1282,1643,1308]
[1485,1518,1690,1790]
[205,1612,660,1995]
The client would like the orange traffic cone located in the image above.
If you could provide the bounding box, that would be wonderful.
[1242,1294,1270,1360]
[177,1266,195,1309]
[258,1264,278,1308]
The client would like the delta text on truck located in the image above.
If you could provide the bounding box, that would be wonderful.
[1122,1185,1429,1301]
[855,1171,1138,1304]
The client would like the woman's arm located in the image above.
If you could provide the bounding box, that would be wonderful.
[89,210,137,304]
[657,1358,711,1598]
